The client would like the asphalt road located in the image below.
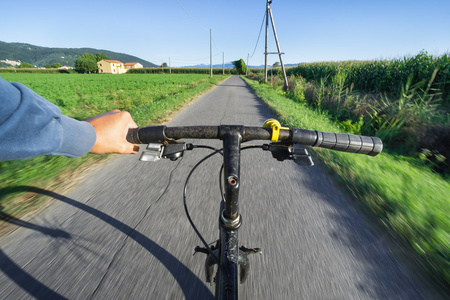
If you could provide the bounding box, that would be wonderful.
[0,76,434,299]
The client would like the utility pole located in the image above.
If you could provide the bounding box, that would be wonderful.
[222,52,225,75]
[246,53,249,76]
[264,0,269,82]
[210,29,213,77]
[169,57,171,74]
[264,0,289,89]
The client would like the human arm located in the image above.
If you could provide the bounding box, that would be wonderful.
[0,76,138,161]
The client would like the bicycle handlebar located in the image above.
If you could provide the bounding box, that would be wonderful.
[127,125,383,156]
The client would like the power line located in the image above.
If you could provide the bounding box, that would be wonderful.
[212,36,221,52]
[250,12,266,58]
[175,0,209,32]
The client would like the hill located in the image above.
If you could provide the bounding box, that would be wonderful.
[0,41,158,68]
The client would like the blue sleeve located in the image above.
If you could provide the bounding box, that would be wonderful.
[0,76,97,161]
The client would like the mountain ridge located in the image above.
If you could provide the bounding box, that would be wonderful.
[0,41,158,68]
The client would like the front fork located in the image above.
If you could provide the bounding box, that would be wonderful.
[209,230,243,300]
[197,211,260,294]
[195,126,261,299]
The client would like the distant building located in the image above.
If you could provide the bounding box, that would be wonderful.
[124,62,143,69]
[59,66,73,70]
[97,60,127,74]
[0,59,21,67]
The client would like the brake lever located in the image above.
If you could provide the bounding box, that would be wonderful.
[263,143,314,166]
[292,144,314,166]
[140,143,163,162]
[139,143,194,162]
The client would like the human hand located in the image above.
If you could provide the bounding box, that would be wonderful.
[85,110,140,154]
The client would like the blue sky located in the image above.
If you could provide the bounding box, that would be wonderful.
[1,0,449,67]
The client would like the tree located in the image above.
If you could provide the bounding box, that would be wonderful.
[232,59,247,75]
[81,53,96,62]
[51,63,62,68]
[161,62,168,68]
[273,62,280,68]
[75,53,98,73]
[75,58,98,74]
[95,52,109,62]
[17,62,33,68]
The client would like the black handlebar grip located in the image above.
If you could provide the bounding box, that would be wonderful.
[291,128,383,156]
[126,128,141,144]
[126,126,167,144]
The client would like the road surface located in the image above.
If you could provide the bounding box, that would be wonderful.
[0,76,435,299]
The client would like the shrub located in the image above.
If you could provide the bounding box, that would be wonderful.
[232,59,247,75]
[17,62,33,68]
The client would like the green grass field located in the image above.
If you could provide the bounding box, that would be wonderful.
[1,73,217,120]
[0,73,229,222]
[242,76,450,288]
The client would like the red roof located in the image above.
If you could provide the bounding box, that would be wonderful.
[104,60,122,63]
[124,62,138,66]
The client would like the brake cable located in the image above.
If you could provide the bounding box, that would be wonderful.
[183,146,223,268]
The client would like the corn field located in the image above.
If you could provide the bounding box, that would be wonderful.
[286,51,450,105]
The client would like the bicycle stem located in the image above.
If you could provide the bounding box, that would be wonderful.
[221,126,243,223]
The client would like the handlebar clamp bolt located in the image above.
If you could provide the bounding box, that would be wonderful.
[228,176,238,186]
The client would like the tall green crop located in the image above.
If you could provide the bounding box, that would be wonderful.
[287,51,450,105]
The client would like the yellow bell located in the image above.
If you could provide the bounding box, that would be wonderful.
[263,119,288,142]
